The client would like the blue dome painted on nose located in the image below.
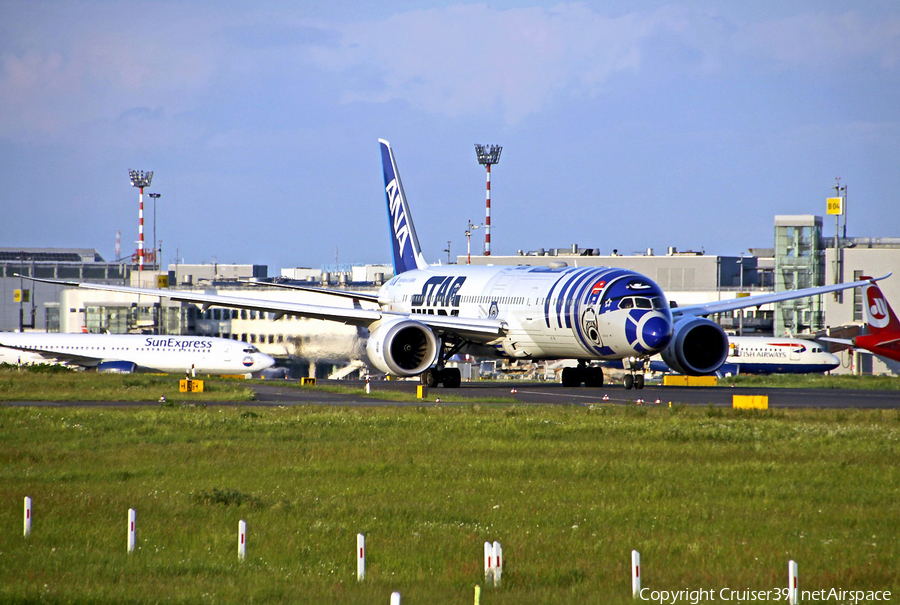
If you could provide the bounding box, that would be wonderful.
[642,316,672,350]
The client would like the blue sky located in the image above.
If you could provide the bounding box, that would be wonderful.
[1,1,899,272]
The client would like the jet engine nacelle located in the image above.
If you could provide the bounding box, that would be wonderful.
[97,360,138,373]
[365,317,440,377]
[660,316,728,376]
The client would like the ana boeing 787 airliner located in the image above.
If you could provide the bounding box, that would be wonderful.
[22,140,888,389]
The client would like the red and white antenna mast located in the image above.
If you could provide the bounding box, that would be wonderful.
[128,170,153,272]
[115,230,121,260]
[475,144,502,256]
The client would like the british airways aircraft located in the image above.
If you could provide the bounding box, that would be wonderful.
[22,140,888,389]
[718,336,839,375]
[0,332,275,375]
[604,336,840,376]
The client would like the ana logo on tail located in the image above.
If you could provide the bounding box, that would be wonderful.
[385,178,411,259]
[380,139,426,274]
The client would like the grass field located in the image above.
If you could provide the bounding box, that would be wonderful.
[720,374,900,390]
[0,367,256,402]
[1,403,898,604]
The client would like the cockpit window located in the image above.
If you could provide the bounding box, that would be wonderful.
[635,298,652,309]
[619,298,634,309]
[243,347,258,354]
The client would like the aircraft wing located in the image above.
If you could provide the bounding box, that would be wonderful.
[241,280,382,304]
[22,277,506,340]
[819,337,853,346]
[0,338,102,367]
[672,274,892,318]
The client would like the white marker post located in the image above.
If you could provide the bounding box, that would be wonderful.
[632,550,641,599]
[484,541,493,584]
[357,533,366,581]
[24,497,32,537]
[127,509,137,553]
[390,591,401,605]
[239,520,247,561]
[788,560,798,604]
[492,541,502,587]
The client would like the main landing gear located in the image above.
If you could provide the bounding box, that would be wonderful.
[420,337,465,388]
[560,361,605,387]
[420,366,461,389]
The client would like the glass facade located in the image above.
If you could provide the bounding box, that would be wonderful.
[774,216,825,335]
[82,304,192,334]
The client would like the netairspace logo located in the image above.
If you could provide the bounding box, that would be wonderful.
[639,587,892,604]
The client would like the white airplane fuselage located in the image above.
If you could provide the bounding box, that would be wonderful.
[0,333,275,375]
[721,336,840,374]
[378,264,674,360]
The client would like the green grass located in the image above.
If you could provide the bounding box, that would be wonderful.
[0,367,256,402]
[719,374,900,390]
[1,404,898,603]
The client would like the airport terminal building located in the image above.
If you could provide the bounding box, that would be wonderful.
[3,214,899,376]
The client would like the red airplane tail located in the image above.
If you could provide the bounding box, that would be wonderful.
[861,277,900,336]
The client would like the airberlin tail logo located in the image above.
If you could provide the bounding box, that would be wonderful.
[866,287,890,329]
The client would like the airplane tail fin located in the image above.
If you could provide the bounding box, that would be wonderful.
[380,139,428,274]
[861,277,900,335]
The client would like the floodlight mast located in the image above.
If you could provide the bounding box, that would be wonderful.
[128,170,153,273]
[149,193,161,269]
[475,144,502,256]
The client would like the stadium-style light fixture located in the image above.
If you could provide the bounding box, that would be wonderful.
[475,144,502,166]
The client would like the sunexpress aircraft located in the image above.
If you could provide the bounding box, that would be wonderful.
[26,140,888,389]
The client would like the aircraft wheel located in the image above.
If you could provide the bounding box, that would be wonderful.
[441,368,461,388]
[623,374,634,390]
[634,374,645,390]
[420,369,439,388]
[585,367,604,387]
[561,367,581,387]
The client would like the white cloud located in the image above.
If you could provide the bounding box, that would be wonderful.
[734,11,900,69]
[307,3,663,123]
[305,4,900,123]
[0,9,217,140]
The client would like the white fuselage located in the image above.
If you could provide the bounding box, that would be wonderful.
[0,333,275,375]
[378,264,674,361]
[722,336,839,374]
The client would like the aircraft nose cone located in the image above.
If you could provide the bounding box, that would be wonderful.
[641,316,672,351]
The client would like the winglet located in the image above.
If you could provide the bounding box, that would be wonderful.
[379,139,428,274]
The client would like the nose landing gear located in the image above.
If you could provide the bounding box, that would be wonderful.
[623,357,646,390]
